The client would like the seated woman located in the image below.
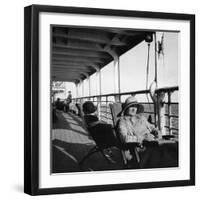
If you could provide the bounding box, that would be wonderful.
[116,96,161,164]
[82,101,117,149]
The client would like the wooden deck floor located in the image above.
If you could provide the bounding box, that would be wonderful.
[52,110,124,173]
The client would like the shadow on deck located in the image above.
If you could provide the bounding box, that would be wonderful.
[52,111,124,173]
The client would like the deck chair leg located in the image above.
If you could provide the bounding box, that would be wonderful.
[79,146,98,166]
[134,148,140,163]
[100,150,116,164]
[130,148,141,168]
[121,151,128,165]
[123,147,141,169]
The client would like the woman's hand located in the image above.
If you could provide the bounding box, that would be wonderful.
[150,128,162,139]
[127,135,138,143]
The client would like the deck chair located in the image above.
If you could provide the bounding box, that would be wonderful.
[109,103,141,168]
[78,121,117,166]
[110,103,179,169]
[74,103,116,166]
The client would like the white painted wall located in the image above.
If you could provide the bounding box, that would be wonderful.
[0,0,199,199]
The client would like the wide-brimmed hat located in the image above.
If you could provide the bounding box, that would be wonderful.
[82,101,97,114]
[119,96,144,116]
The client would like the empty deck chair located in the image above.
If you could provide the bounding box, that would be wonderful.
[109,103,141,168]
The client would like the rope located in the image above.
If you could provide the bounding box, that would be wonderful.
[154,33,159,128]
[154,33,158,85]
[146,43,150,91]
[146,43,151,109]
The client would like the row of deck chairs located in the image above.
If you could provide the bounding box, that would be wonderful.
[78,102,142,169]
[77,102,178,170]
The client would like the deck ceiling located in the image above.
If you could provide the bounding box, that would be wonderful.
[51,26,149,83]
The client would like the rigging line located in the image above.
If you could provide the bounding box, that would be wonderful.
[146,43,151,109]
[162,54,165,86]
[146,43,150,90]
[154,33,160,129]
[162,33,165,85]
[154,33,158,86]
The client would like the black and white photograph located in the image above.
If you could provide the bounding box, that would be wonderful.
[24,5,195,195]
[51,26,179,173]
[0,0,199,199]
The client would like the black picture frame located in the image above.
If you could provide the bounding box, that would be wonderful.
[24,4,195,196]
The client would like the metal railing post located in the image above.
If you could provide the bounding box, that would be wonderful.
[113,56,121,96]
[96,69,102,119]
[106,96,108,123]
[113,56,121,102]
[75,83,78,99]
[97,96,101,120]
[88,77,91,97]
[78,80,82,98]
[82,81,84,98]
[160,101,166,135]
[168,92,172,135]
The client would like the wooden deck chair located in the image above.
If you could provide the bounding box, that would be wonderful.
[110,103,179,169]
[78,119,117,167]
[109,103,140,168]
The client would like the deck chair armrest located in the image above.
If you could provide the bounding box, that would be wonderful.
[142,140,159,147]
[123,142,141,149]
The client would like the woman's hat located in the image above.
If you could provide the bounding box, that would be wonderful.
[119,96,144,116]
[82,101,97,114]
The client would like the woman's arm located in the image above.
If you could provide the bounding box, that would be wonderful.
[117,119,137,143]
[147,123,162,139]
[141,115,162,139]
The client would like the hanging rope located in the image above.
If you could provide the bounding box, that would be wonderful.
[158,33,165,85]
[154,33,159,128]
[146,43,151,106]
[144,33,153,112]
[154,33,158,85]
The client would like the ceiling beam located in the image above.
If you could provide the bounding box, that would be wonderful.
[52,60,96,65]
[53,38,126,50]
[53,29,112,44]
[52,55,105,63]
[52,72,89,80]
[52,55,104,62]
[53,28,142,40]
[52,64,89,68]
[52,48,111,59]
[52,70,90,74]
[52,75,85,81]
[52,77,76,82]
[52,73,83,78]
[53,52,105,59]
[52,61,99,69]
[52,62,88,67]
[52,59,103,66]
[52,66,91,71]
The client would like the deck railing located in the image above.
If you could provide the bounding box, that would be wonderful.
[71,86,179,137]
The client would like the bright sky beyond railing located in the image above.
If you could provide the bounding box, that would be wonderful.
[60,32,178,103]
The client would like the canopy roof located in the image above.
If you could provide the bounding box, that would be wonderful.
[51,26,150,83]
